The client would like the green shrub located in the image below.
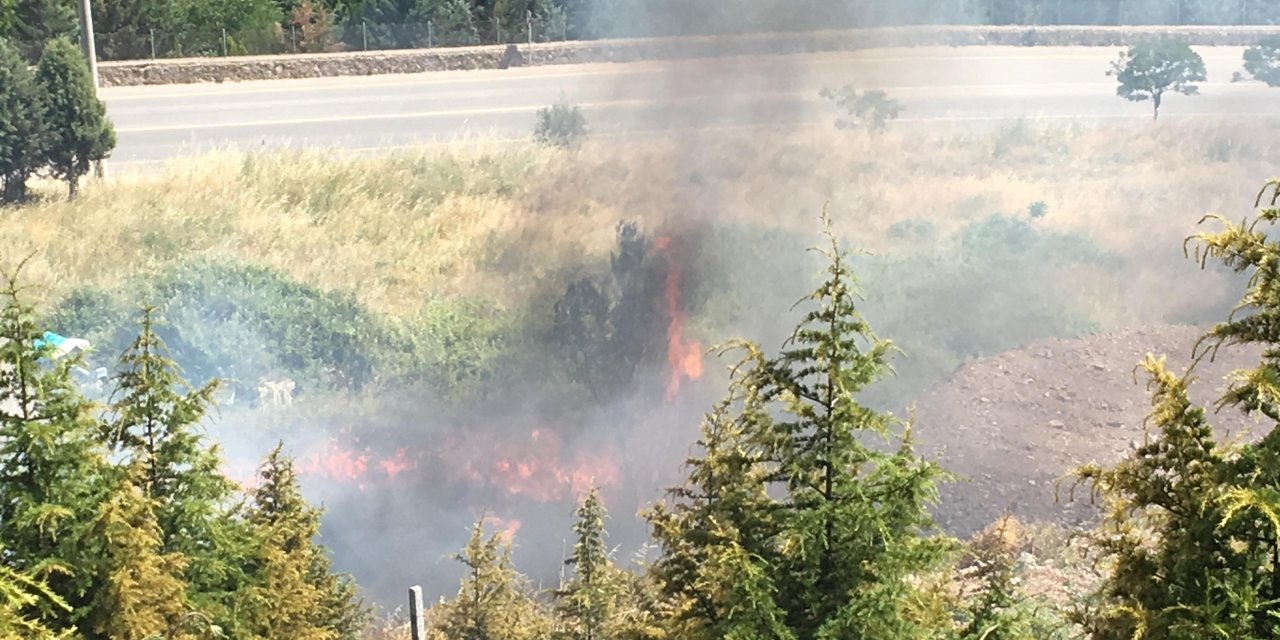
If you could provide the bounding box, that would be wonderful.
[534,100,588,148]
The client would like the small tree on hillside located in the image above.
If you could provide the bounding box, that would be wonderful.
[35,39,115,198]
[0,39,46,203]
[0,565,70,640]
[1108,38,1206,121]
[1243,36,1280,87]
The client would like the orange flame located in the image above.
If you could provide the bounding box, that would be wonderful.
[450,428,620,503]
[654,236,704,401]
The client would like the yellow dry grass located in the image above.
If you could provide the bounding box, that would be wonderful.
[2,118,1276,320]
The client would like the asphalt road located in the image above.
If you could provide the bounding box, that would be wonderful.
[102,46,1280,165]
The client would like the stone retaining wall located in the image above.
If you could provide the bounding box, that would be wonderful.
[98,25,1280,87]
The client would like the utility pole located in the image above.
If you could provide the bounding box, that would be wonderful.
[76,0,106,179]
[408,586,426,640]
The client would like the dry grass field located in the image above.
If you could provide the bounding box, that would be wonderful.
[3,118,1275,325]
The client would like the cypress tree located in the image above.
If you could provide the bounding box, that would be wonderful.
[556,488,622,640]
[0,564,70,640]
[104,307,252,623]
[34,38,114,199]
[11,0,75,61]
[428,520,553,640]
[753,212,950,639]
[1073,180,1280,639]
[0,38,46,204]
[646,212,951,640]
[83,469,194,640]
[239,444,368,640]
[0,262,112,635]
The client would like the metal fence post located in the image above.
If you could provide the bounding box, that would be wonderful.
[428,20,433,48]
[362,21,368,50]
[495,16,501,44]
[527,10,533,63]
[150,28,156,58]
[408,586,426,640]
[221,27,227,56]
[291,24,297,52]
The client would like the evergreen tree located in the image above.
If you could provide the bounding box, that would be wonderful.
[0,262,112,635]
[35,38,115,199]
[750,212,950,639]
[0,563,71,640]
[427,520,553,640]
[647,212,951,640]
[11,0,75,61]
[409,0,477,45]
[645,389,779,636]
[83,469,195,640]
[238,444,368,640]
[0,38,46,204]
[104,307,252,630]
[556,488,621,640]
[1072,180,1280,639]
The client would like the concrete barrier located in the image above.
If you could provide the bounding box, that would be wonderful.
[98,25,1280,87]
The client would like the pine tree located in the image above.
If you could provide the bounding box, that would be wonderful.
[238,444,368,640]
[83,468,195,640]
[0,38,46,204]
[104,307,252,630]
[427,520,553,640]
[0,262,112,635]
[1071,180,1280,639]
[35,38,115,199]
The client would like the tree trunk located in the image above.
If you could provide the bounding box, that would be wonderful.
[1152,92,1162,121]
[68,176,79,200]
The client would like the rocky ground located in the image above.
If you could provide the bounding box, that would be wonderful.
[914,323,1264,536]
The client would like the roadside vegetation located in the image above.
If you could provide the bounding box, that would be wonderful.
[6,176,1280,639]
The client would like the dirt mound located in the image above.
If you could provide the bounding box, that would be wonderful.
[914,324,1265,536]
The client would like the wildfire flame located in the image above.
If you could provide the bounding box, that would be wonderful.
[654,235,704,401]
[451,428,620,503]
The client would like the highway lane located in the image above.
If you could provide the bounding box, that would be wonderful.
[101,46,1280,165]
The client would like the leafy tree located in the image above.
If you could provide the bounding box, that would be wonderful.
[238,444,369,640]
[104,307,252,628]
[0,262,112,635]
[82,469,195,640]
[0,37,46,203]
[1244,36,1280,87]
[35,38,115,198]
[818,85,903,132]
[1071,180,1280,639]
[427,520,553,640]
[1108,38,1207,121]
[288,0,341,52]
